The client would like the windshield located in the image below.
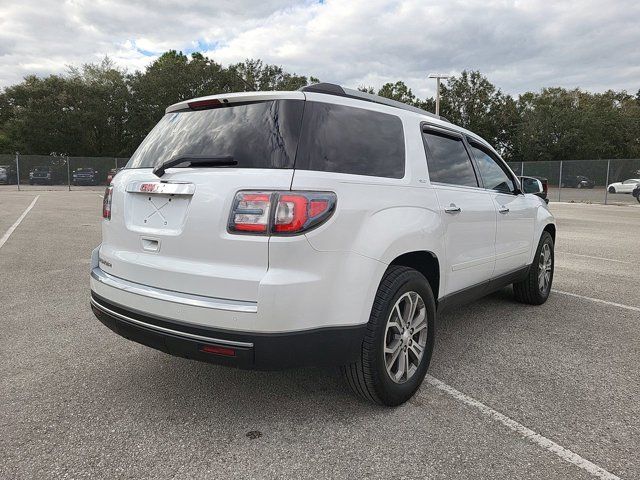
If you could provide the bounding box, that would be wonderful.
[127,100,304,170]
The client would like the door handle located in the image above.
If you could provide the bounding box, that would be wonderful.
[498,205,510,214]
[444,204,461,214]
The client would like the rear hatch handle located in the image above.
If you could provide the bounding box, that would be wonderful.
[153,155,237,177]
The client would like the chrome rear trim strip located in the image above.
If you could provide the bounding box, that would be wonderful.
[90,297,253,348]
[91,267,258,313]
[126,181,195,195]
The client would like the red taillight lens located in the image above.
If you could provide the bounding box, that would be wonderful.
[229,191,336,235]
[229,192,272,233]
[102,186,113,220]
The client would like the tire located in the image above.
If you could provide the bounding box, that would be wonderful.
[513,231,554,305]
[636,194,640,204]
[608,186,616,193]
[577,183,582,189]
[341,265,436,406]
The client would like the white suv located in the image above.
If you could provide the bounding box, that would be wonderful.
[90,83,555,406]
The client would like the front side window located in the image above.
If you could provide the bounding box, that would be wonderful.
[423,131,478,187]
[470,145,515,194]
[295,102,405,178]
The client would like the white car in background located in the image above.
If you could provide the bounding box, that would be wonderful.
[608,179,640,194]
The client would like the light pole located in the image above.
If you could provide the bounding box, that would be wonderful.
[428,73,450,116]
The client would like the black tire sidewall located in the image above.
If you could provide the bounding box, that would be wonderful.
[371,271,436,405]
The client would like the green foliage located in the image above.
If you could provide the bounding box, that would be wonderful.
[0,56,638,162]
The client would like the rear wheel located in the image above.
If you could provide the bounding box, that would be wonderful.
[341,266,435,406]
[513,231,554,305]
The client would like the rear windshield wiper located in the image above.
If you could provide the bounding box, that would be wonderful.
[153,155,237,177]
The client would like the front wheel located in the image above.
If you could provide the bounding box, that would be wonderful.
[608,186,616,193]
[513,231,554,305]
[341,266,436,406]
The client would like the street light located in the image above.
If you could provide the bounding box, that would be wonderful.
[428,73,450,116]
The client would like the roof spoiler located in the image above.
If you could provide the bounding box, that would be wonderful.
[300,83,449,122]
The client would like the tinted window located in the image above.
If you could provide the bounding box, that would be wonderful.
[296,102,405,178]
[470,145,515,193]
[127,100,304,169]
[423,132,478,187]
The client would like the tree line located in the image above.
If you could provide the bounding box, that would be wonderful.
[0,51,638,162]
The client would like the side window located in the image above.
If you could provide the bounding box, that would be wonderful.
[296,102,405,178]
[470,145,515,194]
[423,131,478,187]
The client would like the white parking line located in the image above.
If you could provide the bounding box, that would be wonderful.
[426,375,621,480]
[0,195,40,251]
[556,251,632,265]
[552,290,640,313]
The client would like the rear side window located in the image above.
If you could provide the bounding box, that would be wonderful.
[423,131,478,187]
[127,100,304,169]
[295,102,405,178]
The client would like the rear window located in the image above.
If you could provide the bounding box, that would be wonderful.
[127,100,304,169]
[295,102,405,178]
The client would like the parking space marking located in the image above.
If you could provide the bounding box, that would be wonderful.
[552,290,640,313]
[426,376,621,480]
[556,251,632,265]
[0,195,39,251]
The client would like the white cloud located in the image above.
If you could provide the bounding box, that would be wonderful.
[0,0,639,97]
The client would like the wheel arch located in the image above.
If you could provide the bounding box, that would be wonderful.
[388,251,440,302]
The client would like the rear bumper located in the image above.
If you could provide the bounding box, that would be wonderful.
[90,292,366,370]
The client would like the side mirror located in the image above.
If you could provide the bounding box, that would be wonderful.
[520,176,543,195]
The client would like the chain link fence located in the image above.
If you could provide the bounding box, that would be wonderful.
[0,154,129,191]
[510,159,640,205]
[1,154,639,204]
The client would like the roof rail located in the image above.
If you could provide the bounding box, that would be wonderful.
[300,82,447,122]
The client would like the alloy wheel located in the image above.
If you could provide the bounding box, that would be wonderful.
[383,291,428,384]
[538,243,553,293]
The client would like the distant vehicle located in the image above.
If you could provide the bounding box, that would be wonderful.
[106,168,123,185]
[520,176,548,203]
[562,175,594,189]
[607,179,640,194]
[72,167,99,186]
[0,164,18,184]
[633,185,640,204]
[29,166,60,185]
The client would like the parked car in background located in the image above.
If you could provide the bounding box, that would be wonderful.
[72,167,99,186]
[520,176,548,203]
[562,175,594,189]
[0,164,18,184]
[106,168,123,185]
[90,84,555,406]
[608,179,640,194]
[29,166,60,185]
[633,184,640,203]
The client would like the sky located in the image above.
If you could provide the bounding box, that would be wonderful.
[1,0,639,98]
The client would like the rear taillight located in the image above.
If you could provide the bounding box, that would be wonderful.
[229,191,336,235]
[102,186,113,220]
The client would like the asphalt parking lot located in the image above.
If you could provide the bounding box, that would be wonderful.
[1,189,638,479]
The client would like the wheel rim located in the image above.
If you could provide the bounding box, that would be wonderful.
[538,243,553,293]
[384,291,428,384]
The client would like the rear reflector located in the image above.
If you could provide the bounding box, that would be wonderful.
[229,190,336,235]
[200,345,236,357]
